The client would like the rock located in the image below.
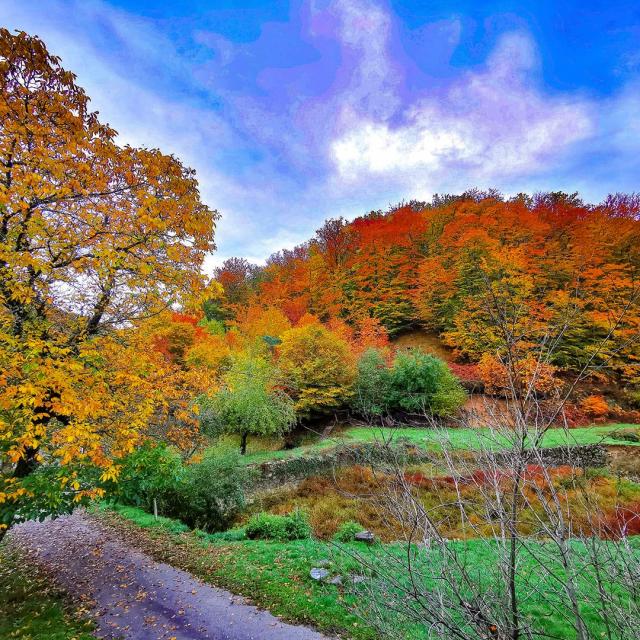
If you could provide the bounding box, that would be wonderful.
[351,574,366,584]
[310,568,330,581]
[329,575,343,586]
[354,530,375,543]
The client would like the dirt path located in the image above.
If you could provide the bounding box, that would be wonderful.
[11,512,332,640]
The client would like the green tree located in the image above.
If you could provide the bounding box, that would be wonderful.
[200,357,295,454]
[385,350,466,416]
[112,443,183,517]
[353,348,390,417]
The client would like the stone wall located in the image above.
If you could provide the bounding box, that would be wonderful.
[251,442,610,491]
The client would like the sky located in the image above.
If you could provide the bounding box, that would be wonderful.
[2,0,640,270]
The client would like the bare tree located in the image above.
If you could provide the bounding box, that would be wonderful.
[332,274,640,640]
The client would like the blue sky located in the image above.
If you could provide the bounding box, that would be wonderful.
[3,0,639,269]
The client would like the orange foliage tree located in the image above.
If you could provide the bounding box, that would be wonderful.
[0,30,218,536]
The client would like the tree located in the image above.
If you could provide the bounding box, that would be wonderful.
[278,323,356,417]
[0,29,218,538]
[353,348,391,418]
[199,357,295,454]
[385,349,466,416]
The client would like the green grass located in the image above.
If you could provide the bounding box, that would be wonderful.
[98,504,639,640]
[96,503,374,638]
[0,545,94,640]
[239,423,640,464]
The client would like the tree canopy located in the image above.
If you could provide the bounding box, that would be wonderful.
[0,29,218,535]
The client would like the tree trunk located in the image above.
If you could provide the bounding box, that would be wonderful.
[240,432,248,455]
[153,497,158,520]
[1,446,41,541]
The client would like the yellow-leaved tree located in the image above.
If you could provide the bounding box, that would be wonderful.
[0,29,218,538]
[278,323,356,417]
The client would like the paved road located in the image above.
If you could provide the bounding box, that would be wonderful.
[12,513,332,640]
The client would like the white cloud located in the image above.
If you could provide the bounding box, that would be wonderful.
[331,32,595,190]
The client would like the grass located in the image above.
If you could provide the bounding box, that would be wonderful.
[0,544,94,640]
[96,503,639,640]
[238,423,640,464]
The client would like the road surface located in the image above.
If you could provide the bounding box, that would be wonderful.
[12,513,332,640]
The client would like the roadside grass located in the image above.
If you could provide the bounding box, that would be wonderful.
[0,544,94,640]
[238,424,640,465]
[93,503,375,639]
[95,504,639,640]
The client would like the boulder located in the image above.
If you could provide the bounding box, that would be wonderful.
[310,568,330,581]
[354,530,375,543]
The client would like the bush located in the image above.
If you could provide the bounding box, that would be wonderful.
[112,445,253,533]
[333,520,362,542]
[610,428,640,444]
[245,509,312,540]
[179,448,253,532]
[352,348,390,417]
[113,443,183,513]
[580,395,610,419]
[384,349,466,416]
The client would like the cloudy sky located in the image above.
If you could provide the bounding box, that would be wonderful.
[3,0,639,269]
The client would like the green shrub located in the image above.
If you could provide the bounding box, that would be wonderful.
[245,510,311,540]
[352,348,390,417]
[112,442,183,514]
[385,349,466,416]
[333,520,362,542]
[179,447,253,532]
[112,444,253,533]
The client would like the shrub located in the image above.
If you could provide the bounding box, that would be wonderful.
[352,348,390,417]
[333,520,362,542]
[245,509,311,540]
[580,394,610,419]
[179,448,253,532]
[384,349,466,416]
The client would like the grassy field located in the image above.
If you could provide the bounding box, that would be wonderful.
[237,423,640,464]
[97,504,639,640]
[0,545,94,640]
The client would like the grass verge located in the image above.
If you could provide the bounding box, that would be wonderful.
[93,503,376,639]
[0,544,94,640]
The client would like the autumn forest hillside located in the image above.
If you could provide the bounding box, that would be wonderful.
[212,191,640,389]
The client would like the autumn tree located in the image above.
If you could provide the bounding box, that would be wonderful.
[278,322,356,417]
[0,29,218,538]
